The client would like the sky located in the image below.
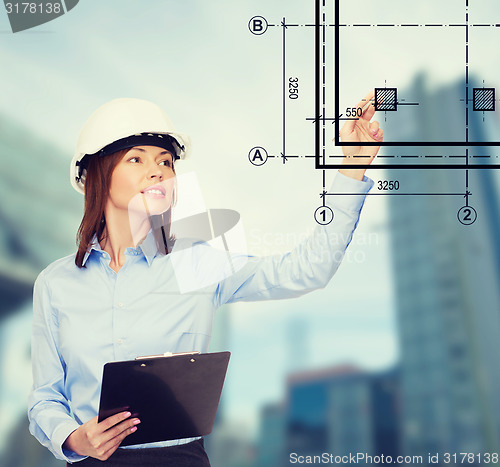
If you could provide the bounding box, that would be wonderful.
[2,0,500,441]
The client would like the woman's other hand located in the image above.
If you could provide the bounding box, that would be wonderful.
[63,411,141,461]
[337,90,383,181]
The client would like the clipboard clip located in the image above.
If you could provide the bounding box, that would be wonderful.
[135,351,201,360]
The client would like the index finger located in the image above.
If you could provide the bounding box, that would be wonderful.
[341,90,375,134]
[99,411,132,431]
[360,90,378,121]
[355,90,375,112]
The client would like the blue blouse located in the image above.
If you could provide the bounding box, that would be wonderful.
[28,172,373,462]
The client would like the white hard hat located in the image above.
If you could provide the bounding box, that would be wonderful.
[70,98,191,194]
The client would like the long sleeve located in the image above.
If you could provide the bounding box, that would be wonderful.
[214,171,374,306]
[28,272,87,463]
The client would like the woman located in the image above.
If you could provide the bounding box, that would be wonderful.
[28,92,383,466]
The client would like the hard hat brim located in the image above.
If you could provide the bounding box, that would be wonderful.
[71,131,191,195]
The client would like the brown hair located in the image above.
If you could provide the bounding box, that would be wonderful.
[75,149,175,268]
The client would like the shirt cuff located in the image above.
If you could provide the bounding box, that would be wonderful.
[329,171,374,213]
[52,419,88,463]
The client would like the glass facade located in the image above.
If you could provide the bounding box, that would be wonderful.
[387,75,500,459]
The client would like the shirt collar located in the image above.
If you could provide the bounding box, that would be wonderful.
[140,229,159,266]
[81,230,159,267]
[82,237,102,266]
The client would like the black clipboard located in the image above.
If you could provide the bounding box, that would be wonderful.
[97,351,230,446]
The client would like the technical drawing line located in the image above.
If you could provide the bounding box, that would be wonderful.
[339,142,500,147]
[327,154,497,158]
[268,23,500,28]
[465,2,469,145]
[333,0,339,166]
[321,4,327,169]
[465,168,469,206]
[264,155,310,158]
[464,191,471,206]
[324,193,469,196]
[315,0,321,169]
[319,164,498,169]
[336,23,497,28]
[282,17,286,163]
[305,116,338,122]
[264,154,499,159]
[269,155,323,158]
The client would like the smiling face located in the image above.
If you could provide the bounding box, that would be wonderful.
[107,145,176,217]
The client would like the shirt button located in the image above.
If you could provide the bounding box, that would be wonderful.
[118,302,124,307]
[117,339,124,345]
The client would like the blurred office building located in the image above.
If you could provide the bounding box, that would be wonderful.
[206,305,257,467]
[257,365,400,467]
[285,317,311,374]
[386,75,500,459]
[257,402,287,467]
[0,114,80,465]
[0,117,81,321]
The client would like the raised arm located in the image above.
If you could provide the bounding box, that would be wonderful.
[211,90,382,306]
